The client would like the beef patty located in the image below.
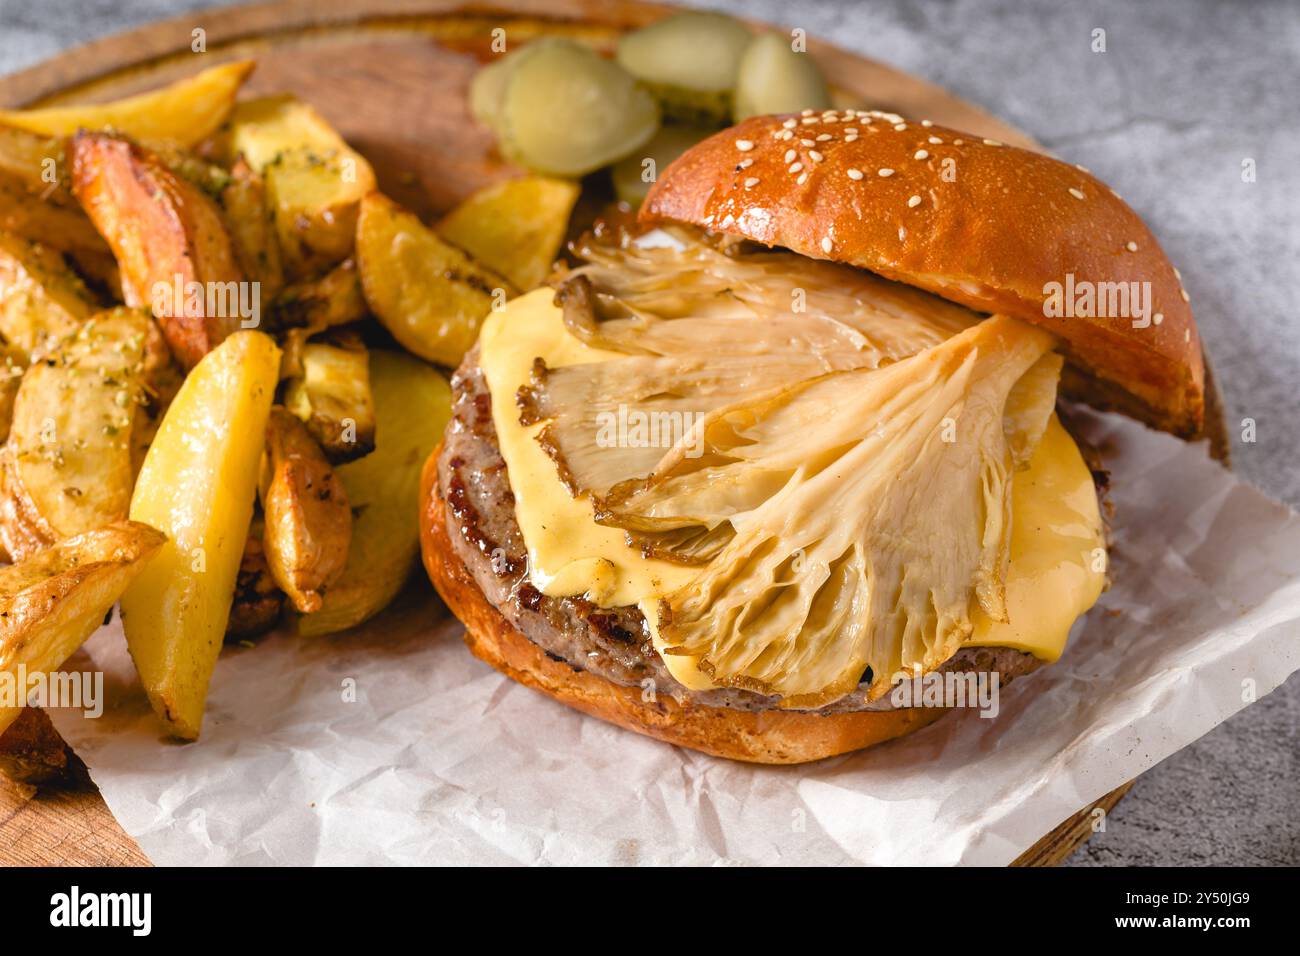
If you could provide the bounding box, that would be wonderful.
[437,345,1047,714]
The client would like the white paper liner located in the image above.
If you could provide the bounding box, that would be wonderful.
[46,410,1300,865]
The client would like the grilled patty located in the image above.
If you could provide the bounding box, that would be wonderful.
[437,345,1046,714]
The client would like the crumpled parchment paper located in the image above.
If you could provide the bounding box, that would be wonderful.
[46,409,1300,865]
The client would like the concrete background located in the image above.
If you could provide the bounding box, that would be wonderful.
[0,0,1294,865]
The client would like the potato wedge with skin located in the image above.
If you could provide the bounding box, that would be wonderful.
[71,132,248,368]
[0,61,253,147]
[0,343,24,444]
[437,176,579,291]
[273,258,364,339]
[0,175,109,259]
[120,330,280,740]
[219,95,375,278]
[0,706,72,785]
[260,408,351,614]
[0,521,165,737]
[0,125,71,200]
[226,522,284,641]
[298,351,450,636]
[0,231,96,361]
[283,340,376,462]
[0,307,149,561]
[357,193,514,366]
[219,158,284,301]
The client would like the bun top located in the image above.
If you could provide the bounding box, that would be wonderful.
[641,110,1204,437]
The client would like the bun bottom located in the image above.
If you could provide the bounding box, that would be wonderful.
[419,450,947,764]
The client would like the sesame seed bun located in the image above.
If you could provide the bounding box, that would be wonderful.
[641,110,1205,438]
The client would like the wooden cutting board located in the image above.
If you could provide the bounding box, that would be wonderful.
[0,0,1193,867]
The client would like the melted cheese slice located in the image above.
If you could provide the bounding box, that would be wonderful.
[480,289,1106,691]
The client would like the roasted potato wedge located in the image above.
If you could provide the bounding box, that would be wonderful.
[259,408,351,613]
[0,343,24,444]
[283,341,376,462]
[0,520,165,737]
[0,231,96,361]
[0,175,109,259]
[120,330,280,740]
[357,193,514,366]
[70,131,248,368]
[0,61,253,147]
[0,706,72,785]
[273,258,365,337]
[218,158,284,301]
[0,308,149,560]
[226,523,284,641]
[219,95,375,278]
[298,350,451,636]
[0,125,71,200]
[436,176,579,291]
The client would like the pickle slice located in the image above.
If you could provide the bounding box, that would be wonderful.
[500,40,659,177]
[733,33,831,121]
[469,40,560,135]
[469,55,515,132]
[612,125,711,205]
[616,12,752,125]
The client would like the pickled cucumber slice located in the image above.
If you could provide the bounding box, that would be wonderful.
[616,12,752,125]
[612,125,711,205]
[469,39,561,135]
[500,40,659,177]
[469,55,515,132]
[734,33,831,121]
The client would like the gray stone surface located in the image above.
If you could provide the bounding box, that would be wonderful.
[0,0,1294,866]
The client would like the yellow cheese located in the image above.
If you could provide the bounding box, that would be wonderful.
[967,413,1107,660]
[479,290,697,609]
[479,289,1106,691]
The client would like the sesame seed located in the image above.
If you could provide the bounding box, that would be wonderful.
[736,139,754,151]
[914,149,929,160]
[738,158,753,168]
[894,123,907,131]
[744,177,759,188]
[809,150,824,162]
[1154,312,1164,325]
[816,133,832,141]
[1126,241,1138,252]
[801,138,816,146]
[783,118,798,129]
[1180,287,1190,302]
[898,226,907,241]
[843,128,857,135]
[796,172,808,185]
[921,119,933,127]
[784,149,797,163]
[908,195,922,207]
[1075,164,1091,173]
[823,116,840,123]
[1184,328,1190,342]
[928,136,943,144]
[984,138,1002,146]
[954,139,964,145]
[845,134,859,143]
[1174,267,1183,280]
[789,162,803,173]
[821,236,833,253]
[847,168,864,180]
[801,108,815,116]
[1069,188,1085,200]
[779,130,794,141]
[878,168,895,177]
[801,117,819,125]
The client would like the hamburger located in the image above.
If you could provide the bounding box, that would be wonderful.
[419,109,1205,764]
